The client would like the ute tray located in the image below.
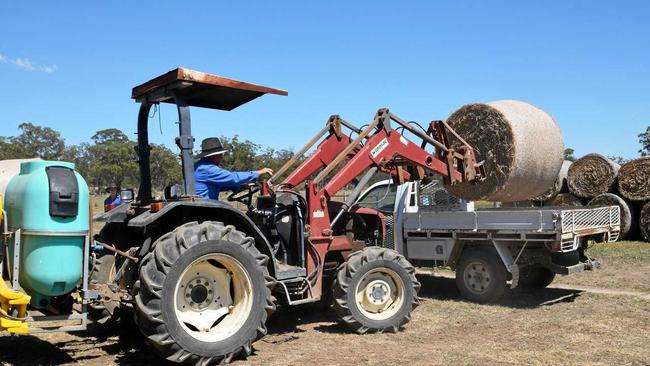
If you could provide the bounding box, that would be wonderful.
[131,67,287,110]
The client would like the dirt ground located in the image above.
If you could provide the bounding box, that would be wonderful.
[1,242,649,365]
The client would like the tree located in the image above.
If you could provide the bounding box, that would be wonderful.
[61,143,91,179]
[564,148,576,162]
[91,128,130,145]
[639,126,650,157]
[87,134,138,191]
[10,122,65,160]
[0,136,30,160]
[217,135,262,171]
[150,144,182,190]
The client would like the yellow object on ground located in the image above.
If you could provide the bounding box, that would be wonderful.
[0,195,30,334]
[0,280,30,333]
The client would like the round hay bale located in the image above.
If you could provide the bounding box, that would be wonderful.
[544,193,583,207]
[567,154,620,198]
[640,202,650,242]
[618,157,650,201]
[588,193,636,240]
[531,160,572,201]
[445,100,564,202]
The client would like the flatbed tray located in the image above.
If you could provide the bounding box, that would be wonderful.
[131,67,287,110]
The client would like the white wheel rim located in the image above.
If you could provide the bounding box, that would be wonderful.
[354,268,405,320]
[173,254,253,342]
[463,261,491,295]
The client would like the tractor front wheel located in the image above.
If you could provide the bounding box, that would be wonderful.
[134,221,275,364]
[333,247,420,334]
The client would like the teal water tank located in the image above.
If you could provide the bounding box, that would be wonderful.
[4,161,89,309]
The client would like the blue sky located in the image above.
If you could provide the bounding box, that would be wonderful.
[1,1,648,158]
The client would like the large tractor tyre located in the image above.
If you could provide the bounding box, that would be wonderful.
[89,253,120,324]
[134,221,275,365]
[332,246,420,334]
[455,247,508,303]
[518,266,556,290]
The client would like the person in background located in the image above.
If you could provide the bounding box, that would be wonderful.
[194,137,273,200]
[104,182,122,208]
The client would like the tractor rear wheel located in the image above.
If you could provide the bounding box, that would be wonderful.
[134,221,275,364]
[332,247,420,334]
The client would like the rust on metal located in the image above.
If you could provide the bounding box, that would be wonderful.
[131,67,287,110]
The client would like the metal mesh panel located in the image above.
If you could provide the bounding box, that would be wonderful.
[561,206,621,243]
[383,214,395,250]
[419,181,463,211]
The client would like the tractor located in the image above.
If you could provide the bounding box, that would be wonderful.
[89,68,483,363]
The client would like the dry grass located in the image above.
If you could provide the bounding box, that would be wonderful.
[1,241,648,365]
[555,241,650,292]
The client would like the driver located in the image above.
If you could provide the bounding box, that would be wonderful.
[194,137,273,200]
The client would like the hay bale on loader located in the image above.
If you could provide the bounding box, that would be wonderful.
[545,193,584,207]
[618,157,650,202]
[567,154,620,199]
[532,160,572,202]
[446,100,564,202]
[641,202,650,242]
[588,193,637,240]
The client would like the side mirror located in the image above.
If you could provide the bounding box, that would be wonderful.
[164,184,184,200]
[120,189,134,202]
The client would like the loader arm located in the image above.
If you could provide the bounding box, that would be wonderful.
[300,108,484,299]
[268,115,363,189]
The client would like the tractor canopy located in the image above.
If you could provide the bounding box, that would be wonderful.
[131,67,288,110]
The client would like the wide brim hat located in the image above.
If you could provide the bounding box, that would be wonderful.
[105,182,120,193]
[197,137,228,159]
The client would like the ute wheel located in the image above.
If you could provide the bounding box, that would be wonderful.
[455,247,507,303]
[134,221,275,365]
[332,247,420,334]
[89,253,120,324]
[518,266,555,290]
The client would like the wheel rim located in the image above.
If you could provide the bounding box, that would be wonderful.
[173,253,253,342]
[463,260,492,295]
[354,268,405,320]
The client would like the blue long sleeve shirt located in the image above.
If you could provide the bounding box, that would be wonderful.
[104,195,123,206]
[194,160,260,200]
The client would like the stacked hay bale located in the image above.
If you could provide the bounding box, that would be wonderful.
[567,154,620,198]
[445,100,565,202]
[564,154,635,240]
[545,193,583,207]
[617,157,650,242]
[587,193,637,240]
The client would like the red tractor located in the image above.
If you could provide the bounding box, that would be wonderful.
[93,68,484,364]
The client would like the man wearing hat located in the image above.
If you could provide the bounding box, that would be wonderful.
[104,182,122,206]
[194,137,274,200]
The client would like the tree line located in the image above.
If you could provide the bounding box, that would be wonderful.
[0,123,295,193]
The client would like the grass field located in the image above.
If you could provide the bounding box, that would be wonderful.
[0,239,648,365]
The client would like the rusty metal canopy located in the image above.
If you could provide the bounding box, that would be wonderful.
[131,67,287,110]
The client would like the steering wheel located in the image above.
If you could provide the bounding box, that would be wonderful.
[227,183,261,204]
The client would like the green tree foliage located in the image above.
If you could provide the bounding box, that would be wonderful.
[0,123,65,160]
[1,125,295,195]
[639,126,650,157]
[150,144,183,190]
[564,148,576,162]
[87,135,138,190]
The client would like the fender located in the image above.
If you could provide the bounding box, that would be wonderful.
[127,200,277,276]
